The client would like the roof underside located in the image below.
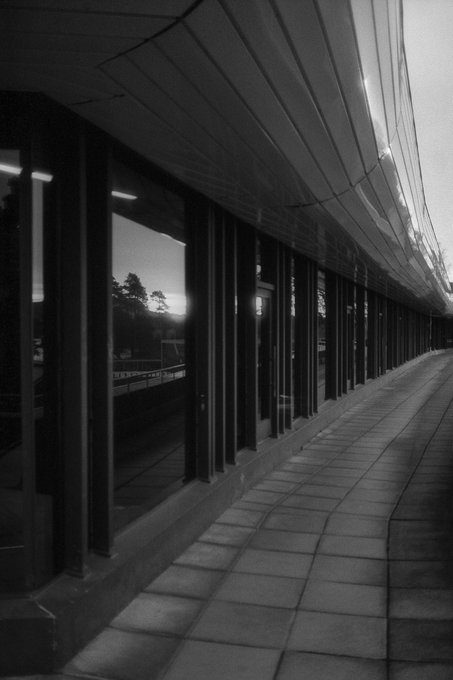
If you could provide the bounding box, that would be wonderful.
[1,0,451,314]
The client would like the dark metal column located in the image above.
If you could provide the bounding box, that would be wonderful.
[86,133,113,556]
[59,122,89,576]
[224,216,237,464]
[185,198,216,482]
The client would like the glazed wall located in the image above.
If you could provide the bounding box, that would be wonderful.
[0,93,446,597]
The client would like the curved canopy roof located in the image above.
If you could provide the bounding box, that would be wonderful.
[1,0,451,313]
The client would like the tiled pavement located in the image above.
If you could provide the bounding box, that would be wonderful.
[32,354,453,679]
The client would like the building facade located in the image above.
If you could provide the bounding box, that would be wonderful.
[0,0,452,673]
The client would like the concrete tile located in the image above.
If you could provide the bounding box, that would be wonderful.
[389,523,449,560]
[198,523,255,546]
[146,565,224,599]
[233,501,272,512]
[367,470,408,481]
[287,610,386,658]
[329,460,371,470]
[277,651,386,680]
[336,499,394,518]
[390,619,453,660]
[310,473,361,487]
[264,510,327,534]
[356,477,405,489]
[255,480,299,493]
[318,535,387,559]
[241,489,286,505]
[318,468,362,478]
[325,514,388,538]
[310,554,387,586]
[215,572,305,608]
[234,548,312,578]
[250,528,319,553]
[389,661,453,679]
[161,640,280,680]
[347,488,401,503]
[281,495,338,512]
[268,471,311,483]
[64,628,180,680]
[110,593,202,636]
[216,508,264,527]
[300,580,386,617]
[390,588,453,619]
[390,560,453,589]
[189,600,293,649]
[282,463,319,474]
[294,483,351,499]
[174,542,238,570]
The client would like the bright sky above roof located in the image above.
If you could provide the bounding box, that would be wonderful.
[404,0,453,279]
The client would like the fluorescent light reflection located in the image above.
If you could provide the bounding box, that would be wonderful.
[112,190,137,200]
[32,171,53,182]
[0,162,53,182]
[0,162,21,176]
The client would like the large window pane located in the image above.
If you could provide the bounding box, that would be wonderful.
[0,150,23,590]
[112,162,186,530]
[32,166,55,584]
[317,270,327,404]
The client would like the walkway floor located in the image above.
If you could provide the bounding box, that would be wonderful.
[34,353,453,679]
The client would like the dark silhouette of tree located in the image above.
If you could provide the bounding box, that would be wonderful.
[123,272,148,314]
[150,289,169,314]
[112,276,126,309]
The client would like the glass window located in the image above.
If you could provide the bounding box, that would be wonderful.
[0,150,23,591]
[317,270,327,405]
[112,162,186,530]
[32,164,56,584]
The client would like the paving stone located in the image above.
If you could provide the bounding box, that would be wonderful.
[145,565,224,599]
[234,548,313,578]
[189,600,294,648]
[110,593,202,636]
[250,528,319,553]
[268,471,311,483]
[325,514,388,538]
[255,480,299,493]
[389,661,453,679]
[389,619,453,660]
[294,483,351,499]
[318,534,387,559]
[161,640,280,680]
[300,580,386,617]
[264,510,327,534]
[174,542,238,570]
[287,610,386,658]
[215,572,305,608]
[64,628,180,680]
[277,651,386,680]
[336,499,394,518]
[281,495,338,512]
[198,523,255,546]
[216,508,264,527]
[390,588,453,619]
[310,554,387,586]
[390,560,453,589]
[347,488,401,503]
[241,489,286,505]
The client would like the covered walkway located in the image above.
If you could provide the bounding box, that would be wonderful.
[53,352,453,679]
